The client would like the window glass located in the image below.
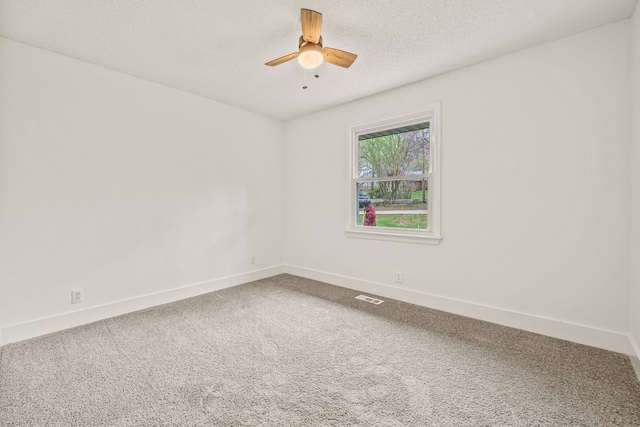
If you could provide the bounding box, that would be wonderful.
[356,179,428,229]
[358,127,429,179]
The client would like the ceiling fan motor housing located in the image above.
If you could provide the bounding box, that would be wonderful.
[299,36,322,48]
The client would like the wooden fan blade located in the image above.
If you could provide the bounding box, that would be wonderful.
[301,9,322,44]
[322,47,357,68]
[265,52,298,66]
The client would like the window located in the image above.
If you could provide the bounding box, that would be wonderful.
[346,104,441,244]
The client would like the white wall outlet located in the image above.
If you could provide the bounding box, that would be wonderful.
[395,271,403,283]
[251,256,256,265]
[71,290,82,304]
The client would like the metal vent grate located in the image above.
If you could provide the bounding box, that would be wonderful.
[355,295,384,305]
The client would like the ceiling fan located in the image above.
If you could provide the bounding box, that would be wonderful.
[265,8,357,70]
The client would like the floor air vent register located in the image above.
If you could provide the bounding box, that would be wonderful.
[355,295,384,305]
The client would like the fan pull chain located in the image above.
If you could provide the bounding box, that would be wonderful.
[302,68,320,90]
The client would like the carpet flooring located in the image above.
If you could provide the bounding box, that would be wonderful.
[1,274,640,426]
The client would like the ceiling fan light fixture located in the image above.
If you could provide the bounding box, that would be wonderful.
[265,9,356,69]
[298,43,323,69]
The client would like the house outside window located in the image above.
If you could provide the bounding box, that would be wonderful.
[346,104,441,245]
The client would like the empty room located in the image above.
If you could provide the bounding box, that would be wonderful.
[1,0,640,425]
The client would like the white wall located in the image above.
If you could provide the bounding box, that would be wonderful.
[0,38,285,344]
[284,21,632,353]
[630,5,640,357]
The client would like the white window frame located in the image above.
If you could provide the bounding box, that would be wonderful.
[345,103,442,245]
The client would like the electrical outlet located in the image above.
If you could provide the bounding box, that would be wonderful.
[71,290,82,304]
[251,256,256,265]
[395,271,403,283]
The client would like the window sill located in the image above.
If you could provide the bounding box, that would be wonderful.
[345,228,442,245]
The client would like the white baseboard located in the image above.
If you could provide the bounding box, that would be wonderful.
[3,264,635,358]
[0,265,285,346]
[284,265,634,355]
[630,331,640,381]
[630,333,640,359]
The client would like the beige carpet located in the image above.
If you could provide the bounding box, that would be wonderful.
[1,274,639,426]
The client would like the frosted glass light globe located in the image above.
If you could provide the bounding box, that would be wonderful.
[298,45,323,69]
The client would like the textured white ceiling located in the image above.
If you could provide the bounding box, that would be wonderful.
[0,0,637,121]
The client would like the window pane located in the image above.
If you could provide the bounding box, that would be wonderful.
[356,179,428,230]
[358,125,430,178]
